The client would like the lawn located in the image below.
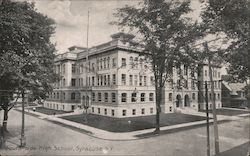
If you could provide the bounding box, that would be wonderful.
[31,107,72,115]
[61,113,207,132]
[200,108,250,116]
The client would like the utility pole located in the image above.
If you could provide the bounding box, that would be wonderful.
[20,91,26,147]
[205,81,210,156]
[204,42,220,155]
[83,8,90,123]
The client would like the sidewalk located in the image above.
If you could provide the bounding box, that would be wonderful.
[14,107,250,141]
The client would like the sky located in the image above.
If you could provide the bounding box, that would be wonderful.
[31,0,204,54]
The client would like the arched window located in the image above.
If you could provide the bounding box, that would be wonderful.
[121,93,127,102]
[71,92,75,100]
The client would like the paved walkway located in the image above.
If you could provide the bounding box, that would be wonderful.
[13,107,250,141]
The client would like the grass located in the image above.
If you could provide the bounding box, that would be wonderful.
[31,107,72,115]
[200,108,250,116]
[61,113,207,133]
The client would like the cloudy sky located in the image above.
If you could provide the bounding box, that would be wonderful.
[32,0,203,54]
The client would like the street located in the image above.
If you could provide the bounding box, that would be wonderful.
[0,110,249,156]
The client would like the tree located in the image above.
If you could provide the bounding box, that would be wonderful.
[0,1,58,146]
[113,0,201,133]
[201,0,249,83]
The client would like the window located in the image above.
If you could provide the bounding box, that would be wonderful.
[121,93,127,102]
[92,107,94,113]
[104,58,106,69]
[121,74,126,85]
[176,65,181,75]
[192,93,196,100]
[184,79,188,88]
[112,93,116,102]
[141,93,145,102]
[129,75,133,85]
[217,93,220,100]
[141,108,145,114]
[71,78,76,86]
[169,93,172,101]
[169,106,172,112]
[131,93,137,102]
[121,58,126,67]
[100,58,103,69]
[98,108,100,114]
[62,64,65,74]
[104,108,107,115]
[112,74,116,85]
[62,92,65,99]
[63,79,66,86]
[104,75,107,85]
[71,92,75,100]
[92,93,95,102]
[218,72,221,78]
[107,75,110,85]
[112,109,115,116]
[104,93,108,102]
[134,57,138,68]
[98,93,102,102]
[205,70,207,76]
[129,57,133,68]
[139,58,143,68]
[112,58,116,67]
[97,59,99,70]
[150,108,153,114]
[107,57,110,68]
[92,77,95,86]
[143,76,147,86]
[139,76,142,86]
[191,80,195,89]
[150,76,154,86]
[134,75,138,86]
[122,110,126,116]
[184,65,188,75]
[100,75,103,86]
[92,63,95,71]
[149,93,154,101]
[72,64,76,74]
[132,109,136,115]
[97,75,100,86]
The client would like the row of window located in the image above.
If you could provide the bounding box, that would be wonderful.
[91,92,154,103]
[49,92,80,100]
[57,74,155,87]
[204,69,221,78]
[92,107,154,116]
